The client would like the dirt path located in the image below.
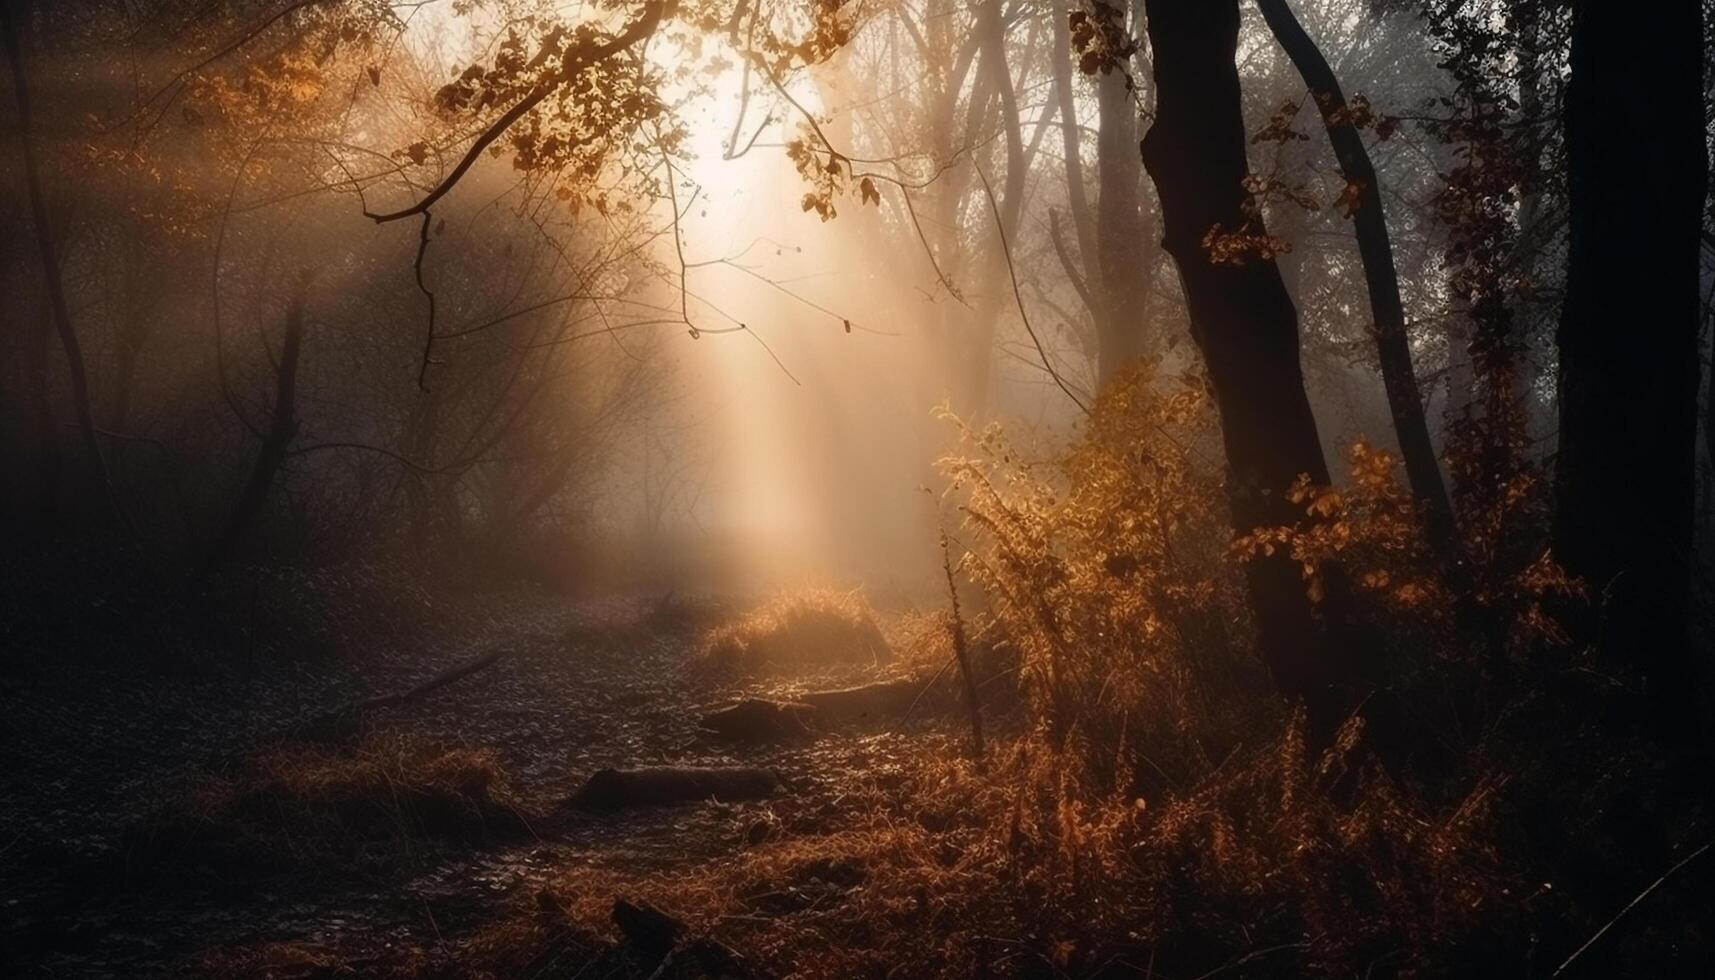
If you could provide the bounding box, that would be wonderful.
[1,592,942,978]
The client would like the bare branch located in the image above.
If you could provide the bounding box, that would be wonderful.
[972,162,1089,415]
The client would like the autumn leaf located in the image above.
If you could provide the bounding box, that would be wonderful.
[1335,179,1367,218]
[858,177,880,207]
[367,65,380,86]
[406,141,429,166]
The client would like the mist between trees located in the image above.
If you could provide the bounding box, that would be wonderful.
[2,0,1714,976]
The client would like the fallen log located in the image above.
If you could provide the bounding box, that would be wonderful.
[799,677,926,723]
[699,698,819,741]
[699,678,952,742]
[570,766,781,810]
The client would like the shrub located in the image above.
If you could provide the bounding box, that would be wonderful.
[696,588,891,673]
[939,365,1270,788]
[128,735,528,876]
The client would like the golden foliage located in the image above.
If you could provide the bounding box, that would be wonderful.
[696,587,891,672]
[940,365,1266,783]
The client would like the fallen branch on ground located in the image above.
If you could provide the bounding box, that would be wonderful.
[289,649,508,741]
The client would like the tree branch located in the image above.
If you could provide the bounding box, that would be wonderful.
[363,0,674,225]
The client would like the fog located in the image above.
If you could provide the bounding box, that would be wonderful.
[7,2,1715,977]
[0,0,1520,599]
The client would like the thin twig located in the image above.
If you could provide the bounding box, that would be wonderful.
[939,525,986,764]
[413,210,437,390]
[972,161,1090,416]
[1554,842,1712,976]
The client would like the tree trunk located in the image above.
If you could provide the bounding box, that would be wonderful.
[1053,0,1154,386]
[1255,0,1458,559]
[8,282,60,541]
[1049,0,1103,322]
[1139,0,1350,722]
[206,280,308,568]
[3,0,122,530]
[1092,15,1151,385]
[111,228,153,435]
[960,0,1031,421]
[1552,0,1705,731]
[1706,325,1714,510]
[1505,0,1549,441]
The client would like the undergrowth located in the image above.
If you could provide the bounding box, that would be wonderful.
[696,587,892,674]
[193,368,1711,977]
[128,735,530,879]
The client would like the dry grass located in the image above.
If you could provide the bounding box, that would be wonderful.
[696,587,891,674]
[129,735,530,876]
[299,722,1533,979]
[196,372,1714,977]
[196,942,369,980]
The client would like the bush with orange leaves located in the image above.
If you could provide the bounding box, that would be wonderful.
[199,371,1704,979]
[1233,437,1582,654]
[937,365,1270,789]
[904,365,1702,976]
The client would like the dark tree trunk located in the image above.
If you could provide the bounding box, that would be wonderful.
[1552,0,1706,729]
[1255,0,1458,560]
[206,281,308,568]
[3,0,122,530]
[111,230,153,435]
[0,271,60,540]
[1505,0,1550,439]
[1139,0,1351,722]
[15,285,60,540]
[1706,327,1714,504]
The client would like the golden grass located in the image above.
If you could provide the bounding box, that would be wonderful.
[131,735,528,875]
[194,370,1711,978]
[696,587,891,673]
[268,720,1517,979]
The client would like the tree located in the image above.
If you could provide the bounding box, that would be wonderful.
[1088,0,1154,384]
[205,274,309,569]
[3,0,123,532]
[1139,0,1354,724]
[1048,0,1104,360]
[1254,0,1458,561]
[1551,0,1707,735]
[1057,0,1157,386]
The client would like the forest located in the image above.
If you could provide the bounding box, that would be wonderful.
[2,0,1712,976]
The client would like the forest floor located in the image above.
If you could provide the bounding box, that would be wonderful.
[0,587,966,978]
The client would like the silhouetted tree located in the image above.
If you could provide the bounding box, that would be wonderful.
[1552,0,1707,736]
[1139,0,1353,725]
[1255,0,1458,563]
[3,0,122,531]
[205,274,309,570]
